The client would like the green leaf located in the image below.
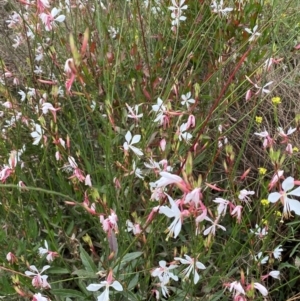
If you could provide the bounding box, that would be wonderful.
[79,245,97,273]
[121,252,143,264]
[51,289,86,298]
[127,273,139,291]
[72,269,98,278]
[47,267,70,275]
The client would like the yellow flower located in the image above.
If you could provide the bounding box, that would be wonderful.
[258,167,267,175]
[261,199,270,206]
[262,219,268,225]
[275,211,282,218]
[293,147,299,152]
[255,116,263,124]
[272,97,281,105]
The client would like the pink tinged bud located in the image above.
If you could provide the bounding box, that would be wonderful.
[13,77,20,85]
[286,143,293,154]
[113,177,121,189]
[55,151,61,161]
[85,174,92,187]
[6,252,17,263]
[18,181,28,191]
[107,269,113,284]
[240,168,251,181]
[186,115,195,129]
[3,101,12,108]
[160,138,166,151]
[66,135,70,149]
[146,206,160,223]
[245,89,252,101]
[268,170,284,190]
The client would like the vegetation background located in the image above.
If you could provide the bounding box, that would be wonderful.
[0,0,300,300]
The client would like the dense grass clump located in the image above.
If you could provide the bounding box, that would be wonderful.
[0,0,300,300]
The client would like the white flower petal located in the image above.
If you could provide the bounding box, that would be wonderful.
[268,192,281,203]
[86,283,103,291]
[288,199,300,215]
[289,186,300,197]
[193,270,200,284]
[97,288,109,301]
[282,176,294,191]
[254,282,268,296]
[111,281,123,291]
[131,134,141,144]
[125,131,132,143]
[129,145,143,156]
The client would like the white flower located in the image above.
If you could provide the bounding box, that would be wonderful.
[269,270,280,279]
[174,254,206,284]
[244,25,261,42]
[152,97,167,124]
[238,189,255,205]
[32,293,48,301]
[178,122,193,142]
[211,0,233,16]
[108,26,119,39]
[123,131,144,156]
[126,220,142,235]
[86,271,123,301]
[181,92,195,108]
[203,216,226,236]
[151,260,178,283]
[132,161,144,179]
[268,176,300,218]
[38,240,58,262]
[150,171,188,192]
[18,90,26,102]
[25,265,51,289]
[126,103,143,121]
[40,7,65,31]
[229,281,245,295]
[159,194,186,238]
[254,252,269,265]
[250,224,268,238]
[212,197,229,216]
[168,0,188,26]
[34,66,43,75]
[273,245,283,259]
[31,123,44,145]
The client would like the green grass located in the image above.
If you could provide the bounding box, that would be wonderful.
[0,0,300,300]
